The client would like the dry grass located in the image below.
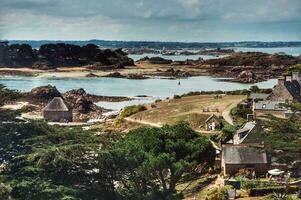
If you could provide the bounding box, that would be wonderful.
[128,94,246,131]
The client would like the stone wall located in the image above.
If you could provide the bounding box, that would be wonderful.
[43,110,73,122]
[224,163,270,176]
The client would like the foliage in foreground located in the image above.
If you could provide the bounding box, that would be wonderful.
[262,116,301,165]
[0,120,118,200]
[0,84,22,106]
[100,124,216,200]
[0,118,215,200]
[205,186,233,200]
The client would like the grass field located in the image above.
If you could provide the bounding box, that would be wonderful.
[127,94,246,131]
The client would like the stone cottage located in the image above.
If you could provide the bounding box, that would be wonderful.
[253,100,291,119]
[42,97,73,122]
[269,71,301,103]
[205,114,222,131]
[222,144,270,176]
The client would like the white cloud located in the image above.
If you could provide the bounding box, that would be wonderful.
[0,0,300,41]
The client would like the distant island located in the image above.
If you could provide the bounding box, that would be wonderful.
[1,41,301,83]
[7,40,301,49]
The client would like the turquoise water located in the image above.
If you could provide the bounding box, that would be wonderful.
[0,76,277,99]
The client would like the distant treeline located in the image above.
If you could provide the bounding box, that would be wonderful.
[0,41,134,69]
[7,40,301,49]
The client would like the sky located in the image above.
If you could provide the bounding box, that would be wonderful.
[0,0,301,42]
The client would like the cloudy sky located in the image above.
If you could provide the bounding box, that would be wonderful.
[0,0,300,42]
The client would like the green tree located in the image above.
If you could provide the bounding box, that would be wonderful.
[100,124,216,200]
[0,121,119,200]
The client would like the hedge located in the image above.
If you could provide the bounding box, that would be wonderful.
[249,186,299,196]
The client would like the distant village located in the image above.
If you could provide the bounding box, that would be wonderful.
[41,71,301,180]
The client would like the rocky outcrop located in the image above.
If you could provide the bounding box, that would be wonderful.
[27,85,62,102]
[85,73,99,78]
[236,71,259,83]
[147,57,173,64]
[103,72,126,78]
[0,42,134,69]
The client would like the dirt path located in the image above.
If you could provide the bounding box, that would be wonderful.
[222,100,242,125]
[124,117,163,128]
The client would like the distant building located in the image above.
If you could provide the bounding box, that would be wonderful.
[233,121,263,145]
[221,144,270,176]
[42,97,72,122]
[249,93,270,102]
[269,72,301,103]
[253,100,291,119]
[205,114,222,131]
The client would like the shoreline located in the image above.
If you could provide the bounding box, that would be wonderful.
[0,65,264,84]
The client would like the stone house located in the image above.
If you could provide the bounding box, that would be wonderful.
[221,144,270,176]
[253,100,291,119]
[249,93,270,102]
[205,114,222,131]
[42,97,73,122]
[269,71,301,103]
[233,121,263,145]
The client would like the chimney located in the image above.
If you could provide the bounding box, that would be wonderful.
[292,71,301,82]
[278,77,285,85]
[285,76,292,82]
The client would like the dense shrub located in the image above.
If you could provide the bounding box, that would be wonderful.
[119,104,146,118]
[249,186,299,197]
[0,84,22,106]
[206,186,233,200]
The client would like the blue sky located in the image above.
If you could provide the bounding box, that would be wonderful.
[0,0,300,41]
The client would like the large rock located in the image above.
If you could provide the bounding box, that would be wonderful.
[63,88,96,113]
[237,70,258,83]
[29,85,61,102]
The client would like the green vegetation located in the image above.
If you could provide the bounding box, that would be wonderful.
[114,104,146,126]
[284,64,301,76]
[0,120,119,200]
[0,114,215,200]
[177,86,272,99]
[100,124,216,200]
[119,104,146,118]
[0,84,22,106]
[230,106,252,125]
[260,116,301,165]
[206,186,233,200]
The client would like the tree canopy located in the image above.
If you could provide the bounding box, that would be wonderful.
[100,124,216,200]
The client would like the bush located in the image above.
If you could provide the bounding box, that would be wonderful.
[249,186,299,197]
[173,95,181,99]
[206,186,233,200]
[285,64,301,76]
[0,183,12,200]
[119,104,146,118]
[0,84,22,106]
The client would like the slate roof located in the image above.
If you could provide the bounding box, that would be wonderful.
[249,93,270,101]
[284,80,301,103]
[43,97,70,112]
[223,145,268,164]
[254,101,287,111]
[234,122,262,144]
[236,121,256,135]
[205,114,220,123]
